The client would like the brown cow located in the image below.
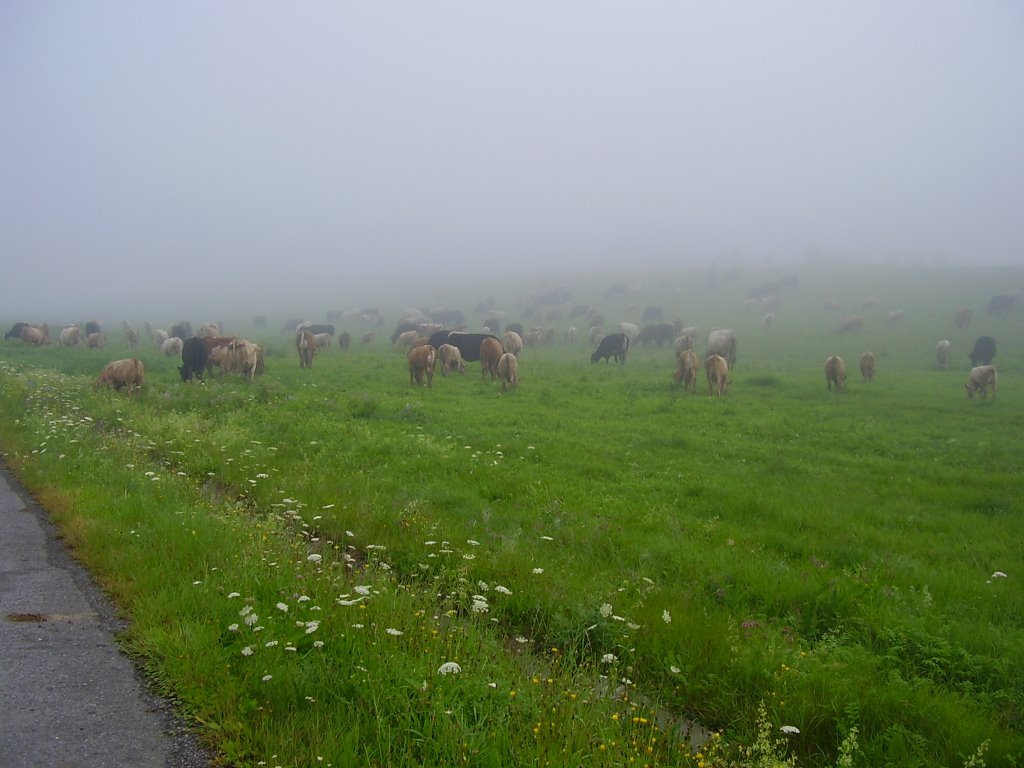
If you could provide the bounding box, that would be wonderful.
[706,354,729,396]
[497,352,518,391]
[408,344,436,387]
[85,332,106,349]
[965,365,997,400]
[479,336,503,380]
[297,330,316,368]
[673,349,700,393]
[20,326,48,346]
[94,358,145,396]
[859,352,875,382]
[825,355,846,391]
[954,307,973,329]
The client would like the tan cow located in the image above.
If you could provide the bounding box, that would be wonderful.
[297,330,316,368]
[85,332,106,349]
[859,351,876,382]
[396,329,420,348]
[502,331,523,358]
[224,339,260,380]
[59,325,81,346]
[497,352,518,391]
[437,343,466,376]
[706,354,729,396]
[673,349,700,392]
[94,358,145,396]
[408,344,436,387]
[965,365,997,400]
[479,336,503,380]
[954,307,973,329]
[825,355,846,391]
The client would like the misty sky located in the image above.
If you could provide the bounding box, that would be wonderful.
[2,3,1023,317]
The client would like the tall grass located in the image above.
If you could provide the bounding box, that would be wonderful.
[0,264,1021,767]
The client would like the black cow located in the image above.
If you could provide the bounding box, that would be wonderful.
[84,320,102,337]
[987,294,1018,314]
[299,323,335,337]
[5,322,30,340]
[170,321,192,340]
[505,322,524,337]
[968,336,997,366]
[391,321,419,343]
[428,331,500,363]
[179,337,209,382]
[591,332,629,364]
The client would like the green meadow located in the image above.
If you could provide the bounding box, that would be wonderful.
[0,264,1021,767]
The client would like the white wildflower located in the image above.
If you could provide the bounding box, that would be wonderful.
[276,602,289,613]
[601,653,617,664]
[241,646,254,656]
[262,674,273,682]
[494,585,512,595]
[385,627,403,636]
[781,726,800,735]
[227,623,239,632]
[662,610,672,624]
[437,662,462,675]
[227,592,241,599]
[992,571,1008,579]
[599,603,613,618]
[307,554,322,563]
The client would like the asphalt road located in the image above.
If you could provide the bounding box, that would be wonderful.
[0,464,213,768]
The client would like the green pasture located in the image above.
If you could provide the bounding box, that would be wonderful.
[0,264,1021,767]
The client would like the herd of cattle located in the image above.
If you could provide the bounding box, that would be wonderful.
[1,304,1008,401]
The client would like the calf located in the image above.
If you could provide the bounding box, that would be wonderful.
[408,344,436,387]
[706,354,729,396]
[591,332,629,364]
[95,358,145,396]
[859,351,875,382]
[297,330,316,368]
[437,343,466,376]
[497,352,518,391]
[965,365,997,400]
[673,349,700,393]
[825,355,846,392]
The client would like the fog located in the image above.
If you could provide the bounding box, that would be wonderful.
[2,2,1023,319]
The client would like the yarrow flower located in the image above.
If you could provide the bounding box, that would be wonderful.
[437,662,462,675]
[227,623,239,632]
[662,610,672,624]
[244,613,259,626]
[386,627,403,636]
[780,726,800,735]
[601,653,617,664]
[276,602,289,613]
[992,571,1008,579]
[531,568,544,574]
[227,592,241,599]
[494,585,512,595]
[599,603,613,618]
[241,646,254,656]
[307,554,322,563]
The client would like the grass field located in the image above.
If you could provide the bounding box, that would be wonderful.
[1,264,1021,767]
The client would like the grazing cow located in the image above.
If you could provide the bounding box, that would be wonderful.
[673,349,700,392]
[20,326,48,345]
[479,336,503,380]
[153,329,169,346]
[59,326,81,346]
[502,331,523,358]
[886,310,905,325]
[298,323,335,337]
[408,344,436,387]
[170,321,192,340]
[437,343,466,376]
[705,328,737,369]
[224,339,260,380]
[84,320,102,337]
[706,354,729,396]
[859,352,876,382]
[673,334,694,359]
[5,322,31,340]
[161,337,184,357]
[126,328,139,348]
[825,355,846,392]
[591,332,629,364]
[95,358,145,396]
[85,332,105,349]
[362,331,376,344]
[954,307,973,329]
[618,322,641,344]
[395,329,420,348]
[968,336,996,366]
[565,326,577,344]
[965,365,997,400]
[429,331,502,363]
[987,293,1018,315]
[198,322,220,338]
[836,315,863,334]
[337,331,351,349]
[297,330,316,368]
[179,337,209,381]
[935,340,952,370]
[497,352,518,391]
[313,332,333,349]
